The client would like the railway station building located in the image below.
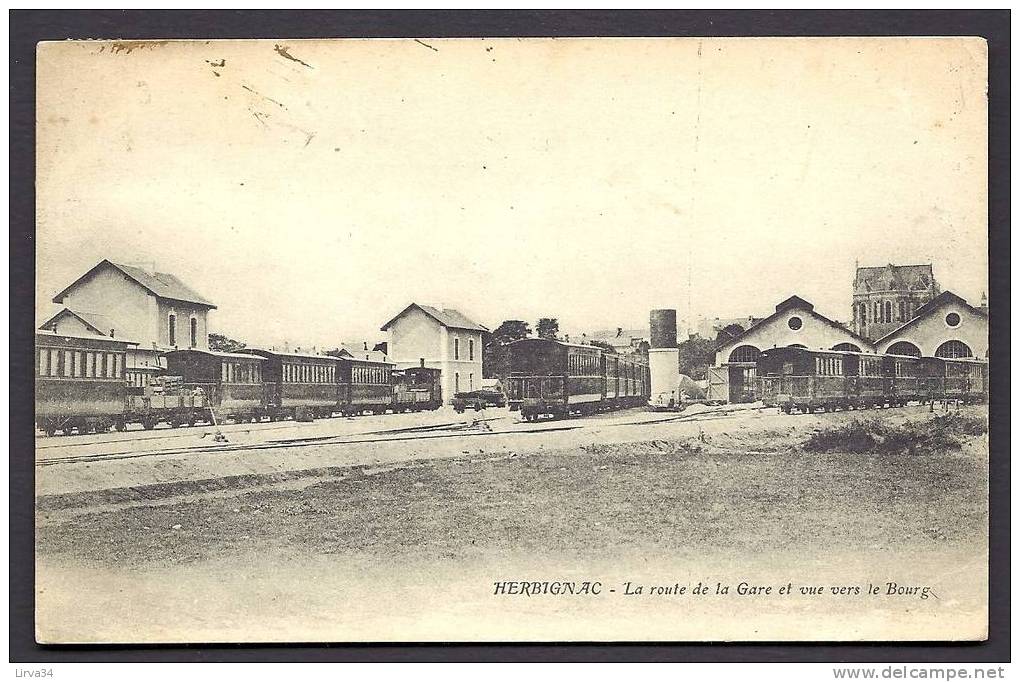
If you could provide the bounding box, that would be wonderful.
[43,259,217,387]
[712,295,875,403]
[874,291,988,360]
[380,303,488,404]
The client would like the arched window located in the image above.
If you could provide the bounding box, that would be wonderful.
[886,341,921,357]
[898,301,905,322]
[728,345,760,364]
[831,342,861,352]
[190,317,198,347]
[168,314,177,347]
[935,340,973,359]
[454,338,460,360]
[884,301,892,323]
[873,302,879,322]
[468,338,474,361]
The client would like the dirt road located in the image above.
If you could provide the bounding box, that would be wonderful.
[35,404,989,643]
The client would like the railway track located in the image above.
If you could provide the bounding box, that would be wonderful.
[35,406,762,469]
[34,417,557,468]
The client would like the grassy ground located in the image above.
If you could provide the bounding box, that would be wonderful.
[37,408,988,568]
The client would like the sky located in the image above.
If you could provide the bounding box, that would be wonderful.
[36,38,988,348]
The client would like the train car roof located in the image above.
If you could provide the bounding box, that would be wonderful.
[167,348,266,361]
[239,349,340,361]
[338,354,395,366]
[758,345,985,363]
[935,356,988,365]
[509,337,604,351]
[34,330,137,347]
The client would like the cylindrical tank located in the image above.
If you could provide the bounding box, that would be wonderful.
[650,309,678,349]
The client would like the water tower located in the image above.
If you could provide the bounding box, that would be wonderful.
[649,309,680,407]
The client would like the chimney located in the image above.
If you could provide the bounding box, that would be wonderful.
[363,341,368,351]
[110,329,115,338]
[420,358,425,368]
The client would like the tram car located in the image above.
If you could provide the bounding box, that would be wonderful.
[35,332,214,435]
[507,338,650,421]
[240,349,341,420]
[758,346,988,413]
[36,333,447,435]
[35,331,131,436]
[336,354,395,415]
[164,349,266,423]
[922,355,989,402]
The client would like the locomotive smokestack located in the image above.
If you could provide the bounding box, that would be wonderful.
[648,309,681,407]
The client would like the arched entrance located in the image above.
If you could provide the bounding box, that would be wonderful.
[726,345,760,403]
[935,340,973,359]
[831,342,862,352]
[886,341,922,357]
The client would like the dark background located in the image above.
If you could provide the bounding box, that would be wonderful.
[9,9,1010,663]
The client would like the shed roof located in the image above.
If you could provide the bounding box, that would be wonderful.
[53,259,217,308]
[380,303,488,332]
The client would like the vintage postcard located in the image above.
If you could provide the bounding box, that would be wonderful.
[34,37,989,643]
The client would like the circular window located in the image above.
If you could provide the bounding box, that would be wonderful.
[945,312,961,327]
[788,316,803,331]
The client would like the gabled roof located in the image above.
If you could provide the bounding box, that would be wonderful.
[380,303,488,333]
[52,259,217,308]
[874,291,988,345]
[35,329,137,347]
[38,308,134,342]
[717,294,873,351]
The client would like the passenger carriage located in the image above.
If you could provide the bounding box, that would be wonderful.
[758,346,988,413]
[758,346,894,413]
[507,338,649,421]
[508,338,603,420]
[920,356,988,403]
[165,349,265,423]
[241,350,339,420]
[337,355,395,415]
[35,331,130,436]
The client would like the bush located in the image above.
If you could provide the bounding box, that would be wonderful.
[804,413,986,456]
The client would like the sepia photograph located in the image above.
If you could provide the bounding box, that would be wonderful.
[29,33,992,646]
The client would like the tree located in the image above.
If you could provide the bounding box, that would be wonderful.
[483,320,532,379]
[208,333,247,353]
[588,339,616,353]
[678,334,716,380]
[536,317,559,340]
[716,323,747,346]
